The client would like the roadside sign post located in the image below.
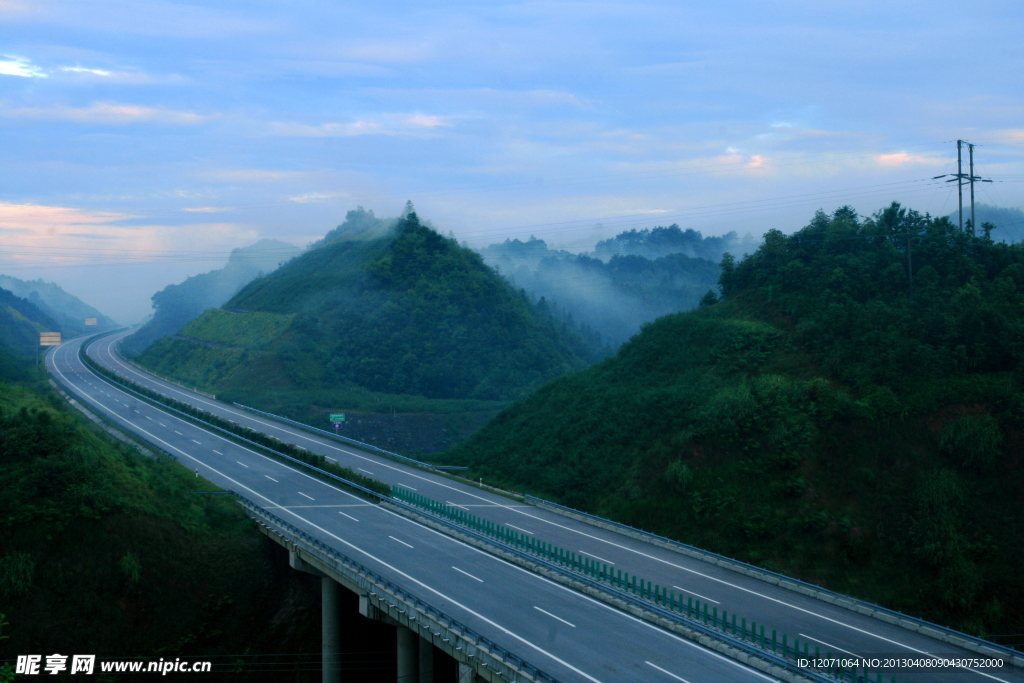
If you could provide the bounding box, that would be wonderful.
[38,331,61,366]
[330,413,345,433]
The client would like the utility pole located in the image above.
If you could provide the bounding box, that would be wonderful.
[935,140,992,234]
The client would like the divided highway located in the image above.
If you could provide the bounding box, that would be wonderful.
[50,333,777,683]
[55,330,1021,683]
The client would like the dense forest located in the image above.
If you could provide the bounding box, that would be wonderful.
[480,225,752,345]
[133,210,601,445]
[0,287,61,359]
[121,239,301,356]
[442,203,1024,642]
[0,345,330,680]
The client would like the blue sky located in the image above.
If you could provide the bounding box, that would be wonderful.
[2,0,1023,322]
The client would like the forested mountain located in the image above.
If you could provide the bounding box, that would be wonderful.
[480,226,742,344]
[0,287,60,358]
[136,210,599,415]
[443,203,1024,641]
[946,203,1024,243]
[120,239,301,356]
[0,275,118,337]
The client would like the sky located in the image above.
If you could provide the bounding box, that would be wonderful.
[1,0,1023,323]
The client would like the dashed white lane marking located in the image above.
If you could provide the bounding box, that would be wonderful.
[673,586,720,604]
[237,461,249,468]
[338,511,359,522]
[447,501,470,510]
[533,606,575,628]
[265,475,279,483]
[298,492,315,501]
[192,439,202,444]
[580,550,615,565]
[507,524,534,535]
[452,566,484,582]
[645,661,690,683]
[358,468,374,475]
[389,536,413,548]
[398,484,417,490]
[213,450,222,455]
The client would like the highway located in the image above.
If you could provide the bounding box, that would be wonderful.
[57,329,1023,683]
[49,333,782,683]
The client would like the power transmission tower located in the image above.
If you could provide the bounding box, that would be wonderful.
[933,140,993,234]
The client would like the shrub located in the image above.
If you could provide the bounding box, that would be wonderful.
[939,415,1003,470]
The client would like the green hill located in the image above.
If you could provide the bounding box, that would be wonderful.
[442,203,1024,642]
[135,210,600,441]
[0,287,60,358]
[121,239,301,356]
[0,368,326,679]
[0,275,118,337]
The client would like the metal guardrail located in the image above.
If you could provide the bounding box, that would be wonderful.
[231,402,437,471]
[233,493,562,683]
[526,496,1024,667]
[386,492,836,683]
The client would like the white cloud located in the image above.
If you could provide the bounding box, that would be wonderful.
[0,102,211,124]
[198,169,304,183]
[0,55,47,78]
[268,113,452,138]
[875,152,943,167]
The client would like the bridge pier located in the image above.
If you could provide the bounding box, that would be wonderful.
[322,576,342,683]
[397,625,418,682]
[289,551,343,683]
[419,637,434,683]
[457,662,475,683]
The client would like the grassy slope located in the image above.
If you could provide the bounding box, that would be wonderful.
[444,205,1024,643]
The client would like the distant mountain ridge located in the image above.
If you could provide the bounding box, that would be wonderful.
[136,209,598,407]
[480,225,752,345]
[945,203,1024,243]
[121,238,301,356]
[0,274,118,337]
[0,286,58,361]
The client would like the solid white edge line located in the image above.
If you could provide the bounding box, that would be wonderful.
[55,341,611,683]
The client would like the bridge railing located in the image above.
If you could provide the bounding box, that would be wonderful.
[231,492,562,683]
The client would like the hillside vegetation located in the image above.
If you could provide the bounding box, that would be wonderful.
[0,287,60,358]
[121,239,300,356]
[0,368,327,679]
[0,275,118,337]
[444,203,1024,642]
[135,210,600,448]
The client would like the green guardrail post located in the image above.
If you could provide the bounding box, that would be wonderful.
[703,602,709,624]
[771,630,777,652]
[713,606,718,628]
[759,624,764,647]
[731,613,736,635]
[782,633,787,658]
[742,617,747,640]
[687,597,692,616]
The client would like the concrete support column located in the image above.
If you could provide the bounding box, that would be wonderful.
[322,577,341,683]
[418,638,434,683]
[397,625,418,683]
[457,662,475,683]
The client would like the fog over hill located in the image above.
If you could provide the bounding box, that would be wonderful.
[480,226,758,345]
[0,275,118,337]
[121,239,301,356]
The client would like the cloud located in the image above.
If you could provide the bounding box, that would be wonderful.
[0,102,211,124]
[182,206,230,213]
[0,202,257,267]
[0,55,47,78]
[198,169,304,183]
[269,113,451,138]
[60,65,110,76]
[875,152,942,167]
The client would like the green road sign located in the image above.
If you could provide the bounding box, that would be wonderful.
[330,413,346,422]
